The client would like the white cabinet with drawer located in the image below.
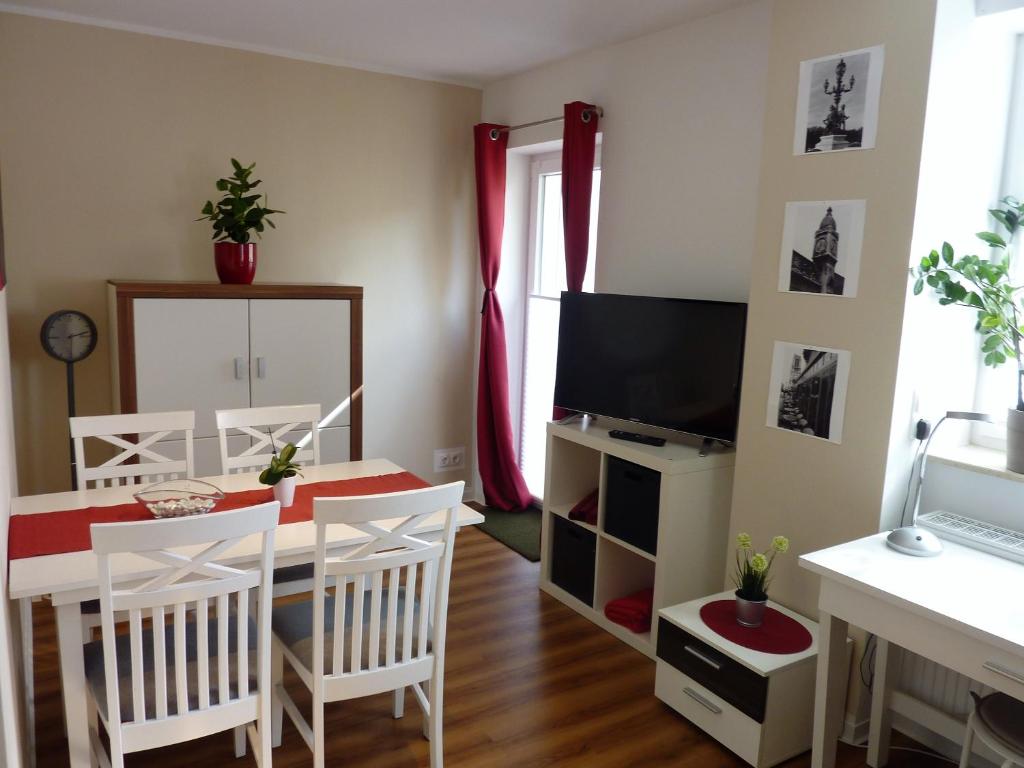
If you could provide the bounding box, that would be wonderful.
[108,282,362,477]
[656,592,847,768]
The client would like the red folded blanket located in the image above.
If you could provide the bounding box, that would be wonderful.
[604,587,654,634]
[568,489,599,525]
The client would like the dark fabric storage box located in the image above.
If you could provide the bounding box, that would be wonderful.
[604,456,660,555]
[550,515,597,606]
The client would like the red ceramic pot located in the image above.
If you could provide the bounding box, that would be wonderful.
[214,242,257,285]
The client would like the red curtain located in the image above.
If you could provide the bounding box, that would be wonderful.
[474,124,532,511]
[562,101,599,292]
[553,102,600,420]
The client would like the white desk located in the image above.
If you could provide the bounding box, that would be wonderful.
[800,532,1024,768]
[8,459,484,768]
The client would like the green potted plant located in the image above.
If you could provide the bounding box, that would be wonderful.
[733,533,789,627]
[912,195,1024,472]
[197,158,284,285]
[259,443,303,508]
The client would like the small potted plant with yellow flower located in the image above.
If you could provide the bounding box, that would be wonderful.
[733,533,790,627]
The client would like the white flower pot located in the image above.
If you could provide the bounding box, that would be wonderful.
[273,475,297,508]
[1007,408,1024,474]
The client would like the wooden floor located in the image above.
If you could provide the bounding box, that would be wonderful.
[27,526,949,767]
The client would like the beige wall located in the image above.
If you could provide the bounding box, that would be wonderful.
[726,0,938,723]
[0,13,482,494]
[482,0,773,303]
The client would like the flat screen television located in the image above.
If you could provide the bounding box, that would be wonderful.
[553,292,748,443]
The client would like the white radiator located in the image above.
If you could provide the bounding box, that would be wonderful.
[897,650,991,719]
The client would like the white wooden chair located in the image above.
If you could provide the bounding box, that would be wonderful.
[70,410,195,490]
[70,411,197,636]
[270,481,464,768]
[216,404,321,598]
[215,404,321,475]
[960,691,1024,767]
[86,502,279,768]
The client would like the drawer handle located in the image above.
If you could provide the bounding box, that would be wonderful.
[684,645,722,671]
[983,661,1024,686]
[684,686,722,714]
[234,357,246,380]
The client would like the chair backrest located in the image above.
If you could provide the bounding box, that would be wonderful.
[70,411,195,489]
[215,404,321,475]
[90,503,279,755]
[310,482,464,699]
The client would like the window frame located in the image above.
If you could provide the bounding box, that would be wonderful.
[516,147,602,501]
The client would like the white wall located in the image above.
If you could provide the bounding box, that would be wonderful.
[482,0,773,303]
[882,0,1020,532]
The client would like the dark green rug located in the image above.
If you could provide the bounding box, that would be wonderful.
[474,504,542,562]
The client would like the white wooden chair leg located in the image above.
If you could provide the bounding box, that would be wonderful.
[393,687,405,719]
[421,681,430,740]
[233,725,246,758]
[18,598,36,768]
[313,694,325,768]
[271,645,284,748]
[958,716,974,768]
[428,679,443,768]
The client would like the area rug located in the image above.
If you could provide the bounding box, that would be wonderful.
[474,503,542,562]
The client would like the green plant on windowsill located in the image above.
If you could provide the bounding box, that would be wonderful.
[911,195,1024,471]
[258,443,303,486]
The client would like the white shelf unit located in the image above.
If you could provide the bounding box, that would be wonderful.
[539,418,735,659]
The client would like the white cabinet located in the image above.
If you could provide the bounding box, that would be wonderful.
[109,282,362,478]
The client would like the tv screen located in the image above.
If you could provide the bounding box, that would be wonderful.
[553,292,747,443]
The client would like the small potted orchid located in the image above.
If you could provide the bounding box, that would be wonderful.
[733,533,790,628]
[258,443,303,508]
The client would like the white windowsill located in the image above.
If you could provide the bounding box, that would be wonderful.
[928,443,1024,484]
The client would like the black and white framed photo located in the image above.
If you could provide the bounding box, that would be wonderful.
[793,45,884,155]
[778,199,866,297]
[766,341,851,444]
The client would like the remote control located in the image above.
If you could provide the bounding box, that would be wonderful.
[608,429,666,447]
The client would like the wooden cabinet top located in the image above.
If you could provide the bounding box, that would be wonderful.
[108,281,362,300]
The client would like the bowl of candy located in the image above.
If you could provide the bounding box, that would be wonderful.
[133,479,225,519]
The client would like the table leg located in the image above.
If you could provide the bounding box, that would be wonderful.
[867,637,897,767]
[812,610,849,768]
[55,602,91,768]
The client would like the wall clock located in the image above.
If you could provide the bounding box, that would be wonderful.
[40,309,98,489]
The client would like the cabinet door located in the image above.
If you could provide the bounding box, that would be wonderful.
[134,299,250,439]
[249,299,351,427]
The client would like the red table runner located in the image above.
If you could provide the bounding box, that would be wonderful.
[699,599,813,655]
[8,472,430,560]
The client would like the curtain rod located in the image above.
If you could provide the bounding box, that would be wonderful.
[488,106,603,140]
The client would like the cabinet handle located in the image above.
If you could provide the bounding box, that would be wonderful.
[984,661,1024,686]
[234,357,246,380]
[683,687,722,714]
[256,356,266,379]
[684,645,722,671]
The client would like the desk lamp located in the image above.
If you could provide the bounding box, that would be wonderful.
[886,410,994,557]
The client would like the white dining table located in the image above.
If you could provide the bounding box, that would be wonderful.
[8,458,484,768]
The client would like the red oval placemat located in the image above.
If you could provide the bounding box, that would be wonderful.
[699,599,812,655]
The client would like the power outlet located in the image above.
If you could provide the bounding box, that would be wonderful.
[433,447,465,473]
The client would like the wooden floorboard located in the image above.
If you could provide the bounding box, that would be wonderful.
[27,526,949,767]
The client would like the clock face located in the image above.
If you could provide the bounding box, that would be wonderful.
[40,310,97,363]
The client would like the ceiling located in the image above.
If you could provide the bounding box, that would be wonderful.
[0,0,748,86]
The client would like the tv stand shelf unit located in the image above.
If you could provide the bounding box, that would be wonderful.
[108,281,362,477]
[540,419,735,658]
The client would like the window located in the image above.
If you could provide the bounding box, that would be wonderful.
[518,151,601,499]
[973,33,1024,448]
